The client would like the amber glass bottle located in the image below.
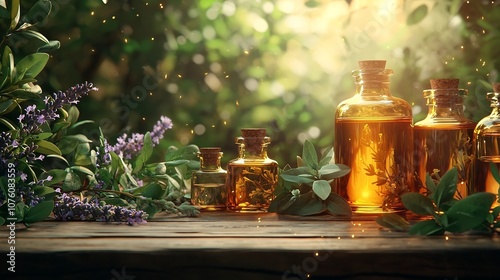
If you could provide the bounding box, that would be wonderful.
[470,83,500,205]
[334,60,413,213]
[414,79,475,198]
[191,147,227,211]
[226,128,278,212]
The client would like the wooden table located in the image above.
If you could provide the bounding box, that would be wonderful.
[1,212,500,280]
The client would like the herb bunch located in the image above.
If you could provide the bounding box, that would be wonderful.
[0,1,200,226]
[376,167,500,235]
[268,140,352,216]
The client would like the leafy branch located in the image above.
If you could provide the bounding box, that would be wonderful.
[268,139,352,216]
[376,167,500,235]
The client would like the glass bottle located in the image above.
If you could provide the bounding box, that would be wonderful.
[414,79,475,198]
[470,83,500,206]
[334,60,413,213]
[226,128,278,212]
[191,147,227,211]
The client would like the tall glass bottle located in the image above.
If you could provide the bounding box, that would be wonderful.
[191,147,227,211]
[226,128,278,212]
[470,83,500,205]
[334,60,413,213]
[414,79,475,197]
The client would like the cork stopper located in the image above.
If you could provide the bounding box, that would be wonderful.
[198,147,222,168]
[239,128,269,156]
[241,128,267,138]
[493,83,500,93]
[430,79,460,90]
[358,60,386,70]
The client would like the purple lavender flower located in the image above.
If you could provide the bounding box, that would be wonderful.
[151,116,173,144]
[53,193,147,225]
[109,115,173,159]
[18,82,97,136]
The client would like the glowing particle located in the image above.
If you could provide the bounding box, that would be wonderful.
[445,236,449,241]
[461,45,464,49]
[351,234,355,238]
[91,11,95,16]
[178,74,182,78]
[244,50,249,54]
[338,237,341,239]
[124,38,128,43]
[142,117,146,121]
[102,19,106,23]
[315,252,319,256]
[236,100,239,106]
[149,92,153,96]
[151,37,155,41]
[112,16,116,19]
[225,75,229,78]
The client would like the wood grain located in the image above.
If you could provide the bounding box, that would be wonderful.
[1,212,499,279]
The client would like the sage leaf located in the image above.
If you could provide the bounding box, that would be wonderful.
[41,169,67,186]
[62,170,82,191]
[445,192,496,233]
[302,139,318,170]
[318,163,350,180]
[267,192,291,213]
[281,173,314,185]
[280,192,325,216]
[325,193,352,216]
[409,219,444,236]
[141,183,164,199]
[401,192,435,216]
[318,147,333,166]
[375,213,410,231]
[14,52,49,79]
[20,0,52,26]
[312,180,331,200]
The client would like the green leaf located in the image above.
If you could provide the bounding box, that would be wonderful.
[0,216,4,226]
[67,106,79,125]
[16,29,49,44]
[401,192,435,216]
[52,121,71,132]
[280,192,326,216]
[433,167,458,208]
[280,174,315,185]
[31,132,52,140]
[425,172,437,194]
[305,0,320,8]
[164,144,199,161]
[318,164,350,180]
[141,183,164,199]
[133,132,153,173]
[37,40,60,52]
[406,4,428,26]
[45,154,70,166]
[312,180,331,200]
[267,192,292,213]
[318,148,333,166]
[10,0,20,30]
[15,201,25,222]
[70,166,94,177]
[445,192,496,233]
[0,116,16,130]
[325,193,352,216]
[375,213,410,231]
[489,162,500,185]
[409,219,444,236]
[0,100,15,114]
[33,185,56,200]
[20,0,52,26]
[103,197,129,206]
[40,169,67,186]
[302,139,318,170]
[14,53,49,79]
[8,88,41,99]
[62,171,82,191]
[24,201,54,224]
[35,139,62,155]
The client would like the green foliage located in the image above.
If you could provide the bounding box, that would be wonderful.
[377,168,500,235]
[0,1,200,226]
[268,139,351,216]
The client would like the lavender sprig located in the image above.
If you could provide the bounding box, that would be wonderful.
[18,82,98,136]
[110,115,173,159]
[53,191,147,225]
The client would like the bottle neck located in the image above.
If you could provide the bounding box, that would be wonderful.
[198,150,223,171]
[353,69,393,97]
[426,98,466,118]
[237,137,270,159]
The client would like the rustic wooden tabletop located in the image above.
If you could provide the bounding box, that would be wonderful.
[1,211,500,280]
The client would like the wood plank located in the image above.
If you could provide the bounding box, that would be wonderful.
[1,212,499,279]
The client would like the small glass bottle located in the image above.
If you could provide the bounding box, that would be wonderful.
[414,79,475,198]
[471,83,500,205]
[226,128,278,212]
[334,60,414,213]
[191,147,227,211]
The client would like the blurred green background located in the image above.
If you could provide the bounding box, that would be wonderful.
[21,0,500,165]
